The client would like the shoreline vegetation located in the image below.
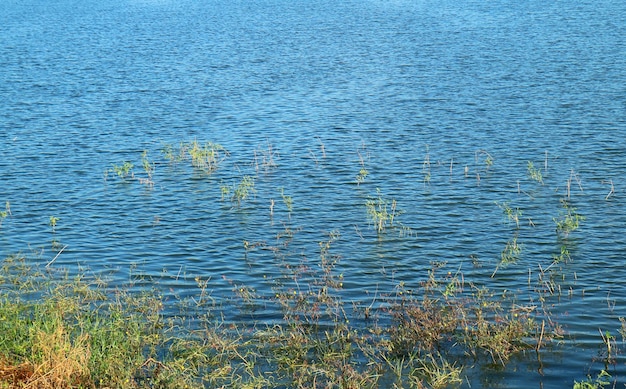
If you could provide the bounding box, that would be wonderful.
[0,140,620,388]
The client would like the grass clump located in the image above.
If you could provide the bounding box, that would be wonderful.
[365,189,413,236]
[554,200,585,238]
[162,140,229,174]
[108,161,134,182]
[573,370,612,389]
[527,161,544,184]
[0,239,553,389]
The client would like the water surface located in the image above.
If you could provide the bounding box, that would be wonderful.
[2,0,626,387]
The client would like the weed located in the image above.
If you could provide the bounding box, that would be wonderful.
[49,216,59,233]
[476,150,494,170]
[554,200,585,238]
[185,140,228,173]
[232,176,255,207]
[279,187,293,214]
[527,161,544,184]
[496,201,522,229]
[110,161,134,181]
[500,235,522,265]
[0,202,10,228]
[552,245,571,263]
[162,140,229,174]
[254,141,278,173]
[598,329,616,364]
[412,353,463,389]
[139,150,155,188]
[356,167,369,186]
[365,188,402,234]
[619,317,626,342]
[573,370,612,389]
[219,181,231,201]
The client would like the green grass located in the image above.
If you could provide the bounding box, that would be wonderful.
[0,244,552,389]
[1,145,610,387]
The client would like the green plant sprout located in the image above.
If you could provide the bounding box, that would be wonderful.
[139,150,155,188]
[366,189,400,234]
[110,161,134,181]
[49,216,59,233]
[500,235,522,264]
[527,161,543,184]
[356,147,369,185]
[554,200,585,238]
[220,180,231,201]
[232,176,255,206]
[552,245,571,263]
[0,201,9,228]
[161,140,228,174]
[476,150,494,170]
[573,370,611,389]
[186,140,228,173]
[496,201,522,229]
[279,187,293,213]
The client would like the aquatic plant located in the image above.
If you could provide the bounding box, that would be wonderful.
[552,244,571,263]
[232,175,255,206]
[0,201,10,228]
[565,169,584,199]
[365,188,400,234]
[527,161,544,184]
[139,150,155,188]
[355,145,369,185]
[554,200,585,238]
[573,370,612,389]
[219,180,231,201]
[185,140,228,173]
[496,201,522,229]
[601,179,615,200]
[0,240,557,389]
[109,161,134,182]
[476,150,494,170]
[279,187,293,214]
[254,141,278,173]
[48,216,59,233]
[501,235,522,264]
[161,140,229,174]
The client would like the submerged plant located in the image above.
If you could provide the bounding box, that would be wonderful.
[139,150,155,188]
[232,176,255,206]
[365,189,400,234]
[254,141,278,173]
[109,161,134,182]
[496,201,522,229]
[527,161,544,184]
[554,200,585,238]
[573,370,612,389]
[0,202,9,228]
[501,235,522,264]
[161,140,228,174]
[552,245,571,263]
[356,146,369,186]
[49,216,59,233]
[185,140,228,173]
[279,187,293,214]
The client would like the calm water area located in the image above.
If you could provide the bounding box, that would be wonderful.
[1,0,626,387]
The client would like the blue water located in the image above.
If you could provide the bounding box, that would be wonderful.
[2,0,626,387]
